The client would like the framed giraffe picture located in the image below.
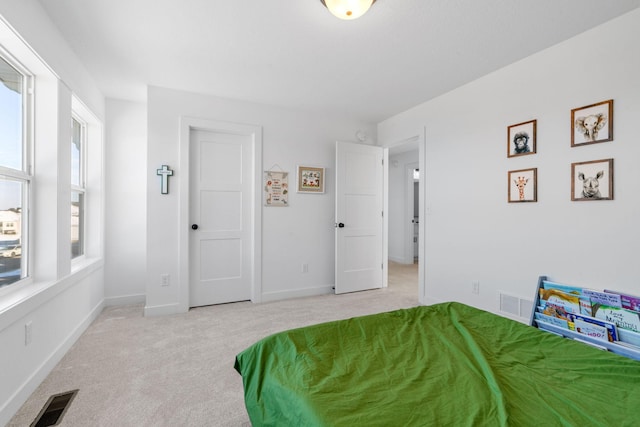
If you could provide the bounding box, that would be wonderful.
[508,168,537,203]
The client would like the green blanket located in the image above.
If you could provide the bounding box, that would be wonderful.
[234,302,640,426]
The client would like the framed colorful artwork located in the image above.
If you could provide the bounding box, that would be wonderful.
[297,166,324,193]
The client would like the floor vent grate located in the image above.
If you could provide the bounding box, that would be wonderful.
[31,389,78,427]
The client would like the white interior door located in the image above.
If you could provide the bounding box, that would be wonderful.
[335,141,384,294]
[189,128,252,306]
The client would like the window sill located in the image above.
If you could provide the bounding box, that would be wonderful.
[0,257,103,332]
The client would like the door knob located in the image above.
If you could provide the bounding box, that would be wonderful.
[338,223,345,228]
[191,224,199,230]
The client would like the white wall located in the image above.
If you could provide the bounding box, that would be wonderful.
[0,0,104,119]
[146,86,377,314]
[388,150,419,263]
[104,99,147,305]
[378,9,640,319]
[0,2,105,424]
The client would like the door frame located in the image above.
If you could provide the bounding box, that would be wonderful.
[405,161,419,264]
[178,117,263,312]
[382,127,426,304]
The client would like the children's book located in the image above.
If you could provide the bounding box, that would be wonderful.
[583,289,622,308]
[539,284,592,315]
[541,281,583,296]
[534,312,569,329]
[539,288,581,315]
[593,305,640,334]
[567,313,618,342]
[604,289,640,312]
[573,318,609,342]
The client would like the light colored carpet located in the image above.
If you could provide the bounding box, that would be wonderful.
[9,262,418,426]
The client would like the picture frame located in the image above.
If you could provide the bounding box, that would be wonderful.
[571,99,613,147]
[507,120,536,158]
[297,166,324,193]
[571,158,613,201]
[264,170,289,206]
[508,168,537,203]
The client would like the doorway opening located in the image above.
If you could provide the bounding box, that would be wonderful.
[387,142,420,296]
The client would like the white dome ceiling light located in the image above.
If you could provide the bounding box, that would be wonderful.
[320,0,376,20]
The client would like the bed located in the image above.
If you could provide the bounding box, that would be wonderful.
[234,302,640,426]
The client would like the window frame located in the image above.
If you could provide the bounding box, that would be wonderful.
[70,115,86,261]
[0,48,33,289]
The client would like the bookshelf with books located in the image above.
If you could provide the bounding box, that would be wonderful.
[530,276,640,361]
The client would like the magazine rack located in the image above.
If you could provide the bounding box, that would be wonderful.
[530,275,640,361]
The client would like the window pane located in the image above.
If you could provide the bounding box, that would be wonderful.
[0,56,23,170]
[0,178,24,287]
[71,191,84,258]
[71,118,81,186]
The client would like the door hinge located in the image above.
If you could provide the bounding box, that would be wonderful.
[381,263,384,270]
[381,211,384,217]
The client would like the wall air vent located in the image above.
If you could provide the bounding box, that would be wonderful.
[500,293,534,319]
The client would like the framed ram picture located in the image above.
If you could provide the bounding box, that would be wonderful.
[571,99,613,147]
[508,168,537,203]
[507,120,536,158]
[571,159,613,201]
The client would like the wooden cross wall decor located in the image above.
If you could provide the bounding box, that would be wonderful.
[156,165,174,194]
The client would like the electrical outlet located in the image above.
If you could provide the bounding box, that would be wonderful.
[160,274,170,286]
[25,321,32,346]
[472,281,480,295]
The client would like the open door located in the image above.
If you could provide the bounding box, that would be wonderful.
[335,141,384,294]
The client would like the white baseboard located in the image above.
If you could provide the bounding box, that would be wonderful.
[104,293,145,307]
[388,255,404,263]
[144,302,183,317]
[0,299,104,427]
[388,255,415,264]
[260,285,333,303]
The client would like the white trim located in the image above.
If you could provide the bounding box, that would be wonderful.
[405,161,419,265]
[0,296,103,427]
[381,130,426,305]
[261,285,333,303]
[144,302,182,317]
[104,294,145,307]
[0,258,103,332]
[178,117,263,312]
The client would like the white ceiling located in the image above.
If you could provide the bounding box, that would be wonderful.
[37,0,640,123]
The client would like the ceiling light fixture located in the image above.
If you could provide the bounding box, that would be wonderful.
[320,0,376,20]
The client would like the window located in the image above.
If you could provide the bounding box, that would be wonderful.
[0,54,30,287]
[71,117,85,259]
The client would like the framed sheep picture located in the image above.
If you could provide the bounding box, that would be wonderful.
[571,158,613,201]
[571,99,613,147]
[507,120,536,158]
[508,168,537,203]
